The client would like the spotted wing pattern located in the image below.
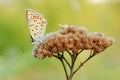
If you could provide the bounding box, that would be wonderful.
[26,9,47,43]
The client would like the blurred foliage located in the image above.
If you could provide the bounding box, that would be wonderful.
[0,0,120,80]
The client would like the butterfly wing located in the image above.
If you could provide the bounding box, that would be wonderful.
[26,9,47,43]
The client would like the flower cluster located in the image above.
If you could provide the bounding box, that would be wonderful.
[33,25,115,59]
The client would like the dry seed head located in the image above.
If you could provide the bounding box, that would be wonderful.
[33,25,115,59]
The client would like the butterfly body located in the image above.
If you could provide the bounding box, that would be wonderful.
[26,9,47,44]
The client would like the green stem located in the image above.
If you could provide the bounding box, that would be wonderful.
[53,53,69,80]
[73,52,95,76]
[53,50,96,80]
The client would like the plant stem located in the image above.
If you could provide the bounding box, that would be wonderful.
[53,50,96,80]
[67,49,84,80]
[60,58,69,80]
[53,53,69,80]
[62,52,71,68]
[73,52,95,76]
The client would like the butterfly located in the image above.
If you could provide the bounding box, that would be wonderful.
[26,9,47,44]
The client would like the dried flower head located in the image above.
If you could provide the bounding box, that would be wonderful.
[33,24,115,59]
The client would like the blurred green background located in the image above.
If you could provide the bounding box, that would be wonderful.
[0,0,120,80]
